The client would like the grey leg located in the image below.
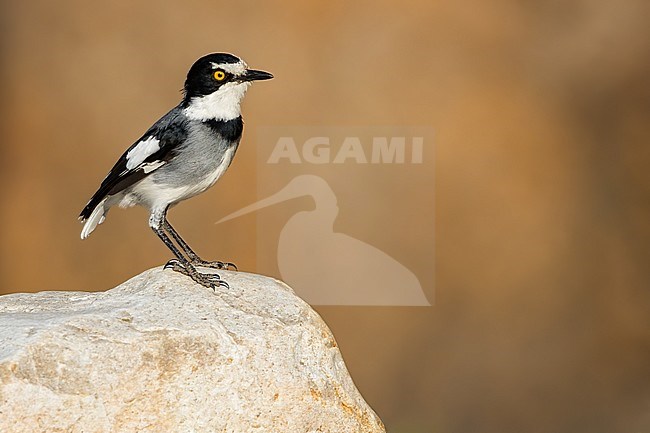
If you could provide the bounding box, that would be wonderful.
[149,208,228,290]
[162,218,237,271]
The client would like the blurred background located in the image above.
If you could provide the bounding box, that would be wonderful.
[1,0,649,431]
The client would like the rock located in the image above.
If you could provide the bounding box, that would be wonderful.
[0,268,385,433]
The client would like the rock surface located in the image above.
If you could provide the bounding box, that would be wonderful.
[0,268,385,433]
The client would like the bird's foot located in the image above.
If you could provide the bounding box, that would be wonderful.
[192,259,238,271]
[164,259,229,290]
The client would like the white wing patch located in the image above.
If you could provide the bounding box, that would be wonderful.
[141,160,166,173]
[126,137,160,170]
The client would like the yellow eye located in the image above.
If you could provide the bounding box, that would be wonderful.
[214,70,226,81]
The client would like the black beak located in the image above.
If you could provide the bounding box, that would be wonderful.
[242,69,274,82]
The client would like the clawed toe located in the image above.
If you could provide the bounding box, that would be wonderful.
[199,272,229,290]
[164,258,182,270]
[195,260,237,271]
[163,260,229,290]
[209,274,230,289]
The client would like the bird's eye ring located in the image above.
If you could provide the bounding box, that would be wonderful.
[213,70,226,81]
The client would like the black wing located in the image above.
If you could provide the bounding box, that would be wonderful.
[79,108,188,220]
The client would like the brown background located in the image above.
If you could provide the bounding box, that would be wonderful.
[1,1,649,432]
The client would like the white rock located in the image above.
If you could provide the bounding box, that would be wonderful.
[0,268,385,433]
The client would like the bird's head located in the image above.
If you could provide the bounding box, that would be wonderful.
[182,53,273,121]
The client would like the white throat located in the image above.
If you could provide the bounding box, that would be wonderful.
[184,81,250,121]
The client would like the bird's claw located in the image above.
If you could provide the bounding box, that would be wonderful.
[164,259,229,290]
[164,258,182,270]
[194,260,238,271]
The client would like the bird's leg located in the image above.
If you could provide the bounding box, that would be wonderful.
[162,218,237,271]
[150,209,228,290]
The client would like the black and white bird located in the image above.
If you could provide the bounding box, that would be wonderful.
[79,53,272,289]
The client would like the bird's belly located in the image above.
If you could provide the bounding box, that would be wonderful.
[127,145,236,210]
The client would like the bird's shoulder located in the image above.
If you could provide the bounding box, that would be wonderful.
[88,107,187,195]
[115,107,188,171]
[130,106,189,155]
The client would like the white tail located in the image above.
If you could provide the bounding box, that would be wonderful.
[80,198,107,239]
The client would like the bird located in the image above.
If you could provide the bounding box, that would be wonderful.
[79,53,273,290]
